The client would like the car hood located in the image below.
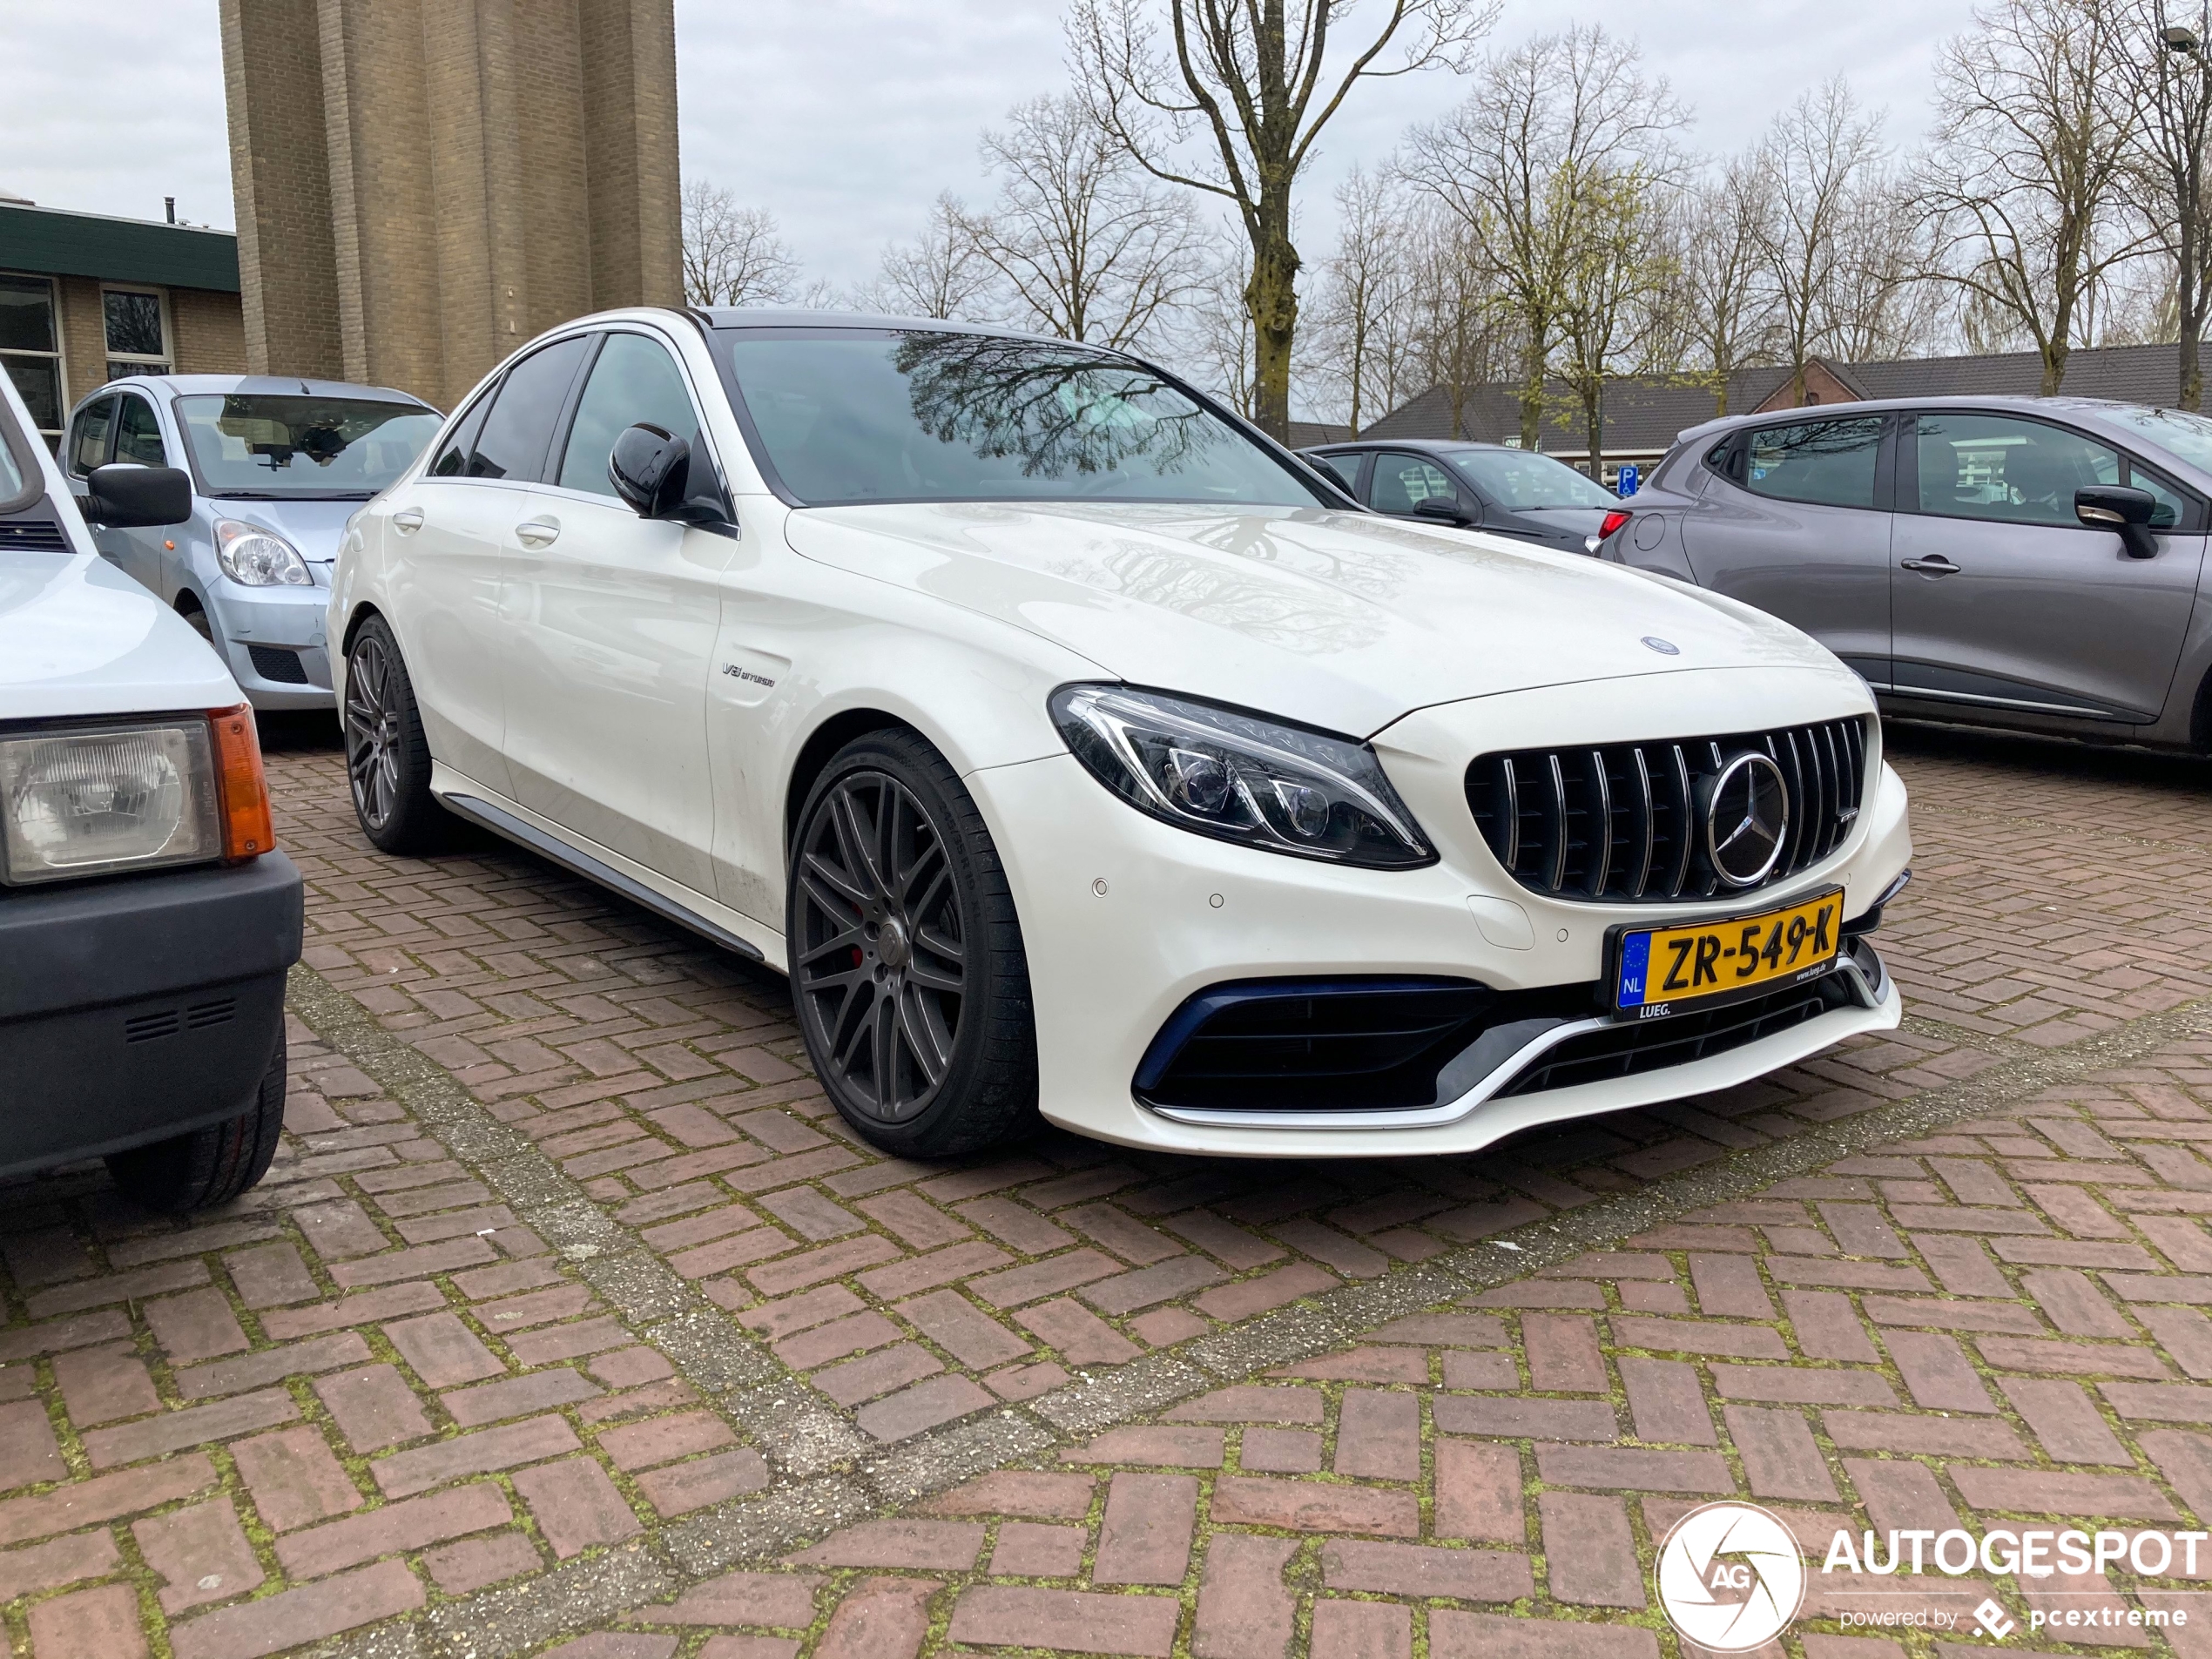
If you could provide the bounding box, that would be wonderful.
[206,496,363,560]
[784,502,1844,736]
[0,552,240,720]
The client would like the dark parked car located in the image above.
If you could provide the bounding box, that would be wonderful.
[1605,396,2212,753]
[1301,438,1624,554]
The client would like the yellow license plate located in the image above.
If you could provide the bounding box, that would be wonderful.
[1612,888,1844,1021]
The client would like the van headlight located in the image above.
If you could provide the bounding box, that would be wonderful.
[1050,684,1436,868]
[0,721,224,883]
[216,519,312,586]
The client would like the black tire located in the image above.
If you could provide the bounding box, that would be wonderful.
[179,601,212,643]
[106,1032,287,1213]
[787,729,1038,1157]
[343,615,451,854]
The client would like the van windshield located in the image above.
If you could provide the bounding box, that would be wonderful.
[173,394,442,498]
[715,328,1325,509]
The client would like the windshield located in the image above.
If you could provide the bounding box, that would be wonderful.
[173,394,441,497]
[1446,448,1616,509]
[717,329,1325,509]
[2098,405,2212,475]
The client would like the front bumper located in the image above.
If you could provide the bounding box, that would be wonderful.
[967,668,1910,1158]
[209,578,335,709]
[0,853,304,1177]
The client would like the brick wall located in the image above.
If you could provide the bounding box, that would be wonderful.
[171,287,249,378]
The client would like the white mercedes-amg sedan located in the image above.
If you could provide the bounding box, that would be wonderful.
[329,309,1912,1160]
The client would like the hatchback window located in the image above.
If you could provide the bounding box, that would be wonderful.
[557,333,700,498]
[1914,413,2119,526]
[1447,448,1616,509]
[175,395,441,498]
[1370,453,1460,515]
[718,329,1324,508]
[114,395,166,467]
[1742,418,1883,509]
[69,397,114,476]
[468,335,592,482]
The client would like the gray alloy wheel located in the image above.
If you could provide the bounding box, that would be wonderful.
[342,616,449,854]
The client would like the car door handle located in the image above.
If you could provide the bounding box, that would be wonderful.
[393,508,423,536]
[515,517,561,548]
[1898,555,1960,576]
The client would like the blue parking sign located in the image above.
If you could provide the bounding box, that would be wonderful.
[1616,463,1638,497]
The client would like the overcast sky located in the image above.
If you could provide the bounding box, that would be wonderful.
[3,0,1979,289]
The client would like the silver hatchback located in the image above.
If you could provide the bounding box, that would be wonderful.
[64,375,442,709]
[1608,396,2212,752]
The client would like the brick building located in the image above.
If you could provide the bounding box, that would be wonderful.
[0,193,246,450]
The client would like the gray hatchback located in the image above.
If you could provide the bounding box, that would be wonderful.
[1608,396,2212,752]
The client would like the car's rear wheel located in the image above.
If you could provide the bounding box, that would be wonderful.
[344,616,450,854]
[106,1033,287,1213]
[787,730,1037,1157]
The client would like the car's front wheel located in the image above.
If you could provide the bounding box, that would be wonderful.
[344,616,450,854]
[787,730,1038,1157]
[106,1032,287,1212]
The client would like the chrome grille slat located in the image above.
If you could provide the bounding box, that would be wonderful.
[1464,717,1872,906]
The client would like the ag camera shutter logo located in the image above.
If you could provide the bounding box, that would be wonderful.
[1656,1501,1806,1651]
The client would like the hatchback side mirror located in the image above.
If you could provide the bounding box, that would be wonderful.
[2076,484,2161,558]
[1413,496,1475,528]
[84,463,192,529]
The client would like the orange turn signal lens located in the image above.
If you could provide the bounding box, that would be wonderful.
[207,703,275,860]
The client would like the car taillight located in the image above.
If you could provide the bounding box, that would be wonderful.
[209,703,275,860]
[1599,509,1633,542]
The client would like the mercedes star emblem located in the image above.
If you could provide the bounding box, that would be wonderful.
[1642,636,1680,655]
[1706,752,1790,887]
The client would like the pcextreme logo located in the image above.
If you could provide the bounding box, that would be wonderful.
[1656,1502,1806,1651]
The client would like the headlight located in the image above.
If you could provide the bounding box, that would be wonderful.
[216,519,312,586]
[1050,684,1436,868]
[0,722,222,883]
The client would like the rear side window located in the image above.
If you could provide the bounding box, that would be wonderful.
[556,333,699,498]
[1742,417,1883,509]
[113,395,166,467]
[466,335,591,481]
[428,392,492,478]
[69,397,115,477]
[1309,452,1360,492]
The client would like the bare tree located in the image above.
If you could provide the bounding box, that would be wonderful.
[1069,0,1498,439]
[1403,209,1513,438]
[1823,172,1949,361]
[870,192,997,320]
[681,183,808,307]
[959,94,1204,348]
[2108,0,2212,406]
[1918,0,2145,395]
[1306,165,1420,433]
[1401,25,1687,449]
[1757,79,1887,402]
[1182,229,1259,415]
[1667,154,1776,415]
[1554,165,1675,482]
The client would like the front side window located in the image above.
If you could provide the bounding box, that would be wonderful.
[1369,452,1460,515]
[102,288,170,380]
[717,328,1325,509]
[113,395,166,467]
[1915,413,2119,526]
[557,333,700,498]
[1446,448,1617,510]
[173,394,441,498]
[468,334,591,482]
[1742,418,1883,509]
[1309,452,1360,492]
[69,397,115,477]
[0,274,64,444]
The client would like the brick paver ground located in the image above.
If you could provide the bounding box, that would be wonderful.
[2,720,2211,1659]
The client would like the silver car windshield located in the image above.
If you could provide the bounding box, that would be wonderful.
[718,329,1325,509]
[2098,406,2212,476]
[173,394,442,499]
[1446,448,1616,509]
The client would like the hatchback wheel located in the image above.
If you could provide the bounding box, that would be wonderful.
[788,730,1037,1157]
[344,616,449,854]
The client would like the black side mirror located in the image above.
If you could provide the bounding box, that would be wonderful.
[610,424,690,519]
[2076,484,2160,558]
[1413,496,1475,528]
[84,463,192,529]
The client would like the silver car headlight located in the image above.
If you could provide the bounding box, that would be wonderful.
[0,721,224,884]
[1050,684,1436,869]
[216,518,313,586]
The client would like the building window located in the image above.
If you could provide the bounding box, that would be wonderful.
[102,287,171,381]
[0,273,64,445]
